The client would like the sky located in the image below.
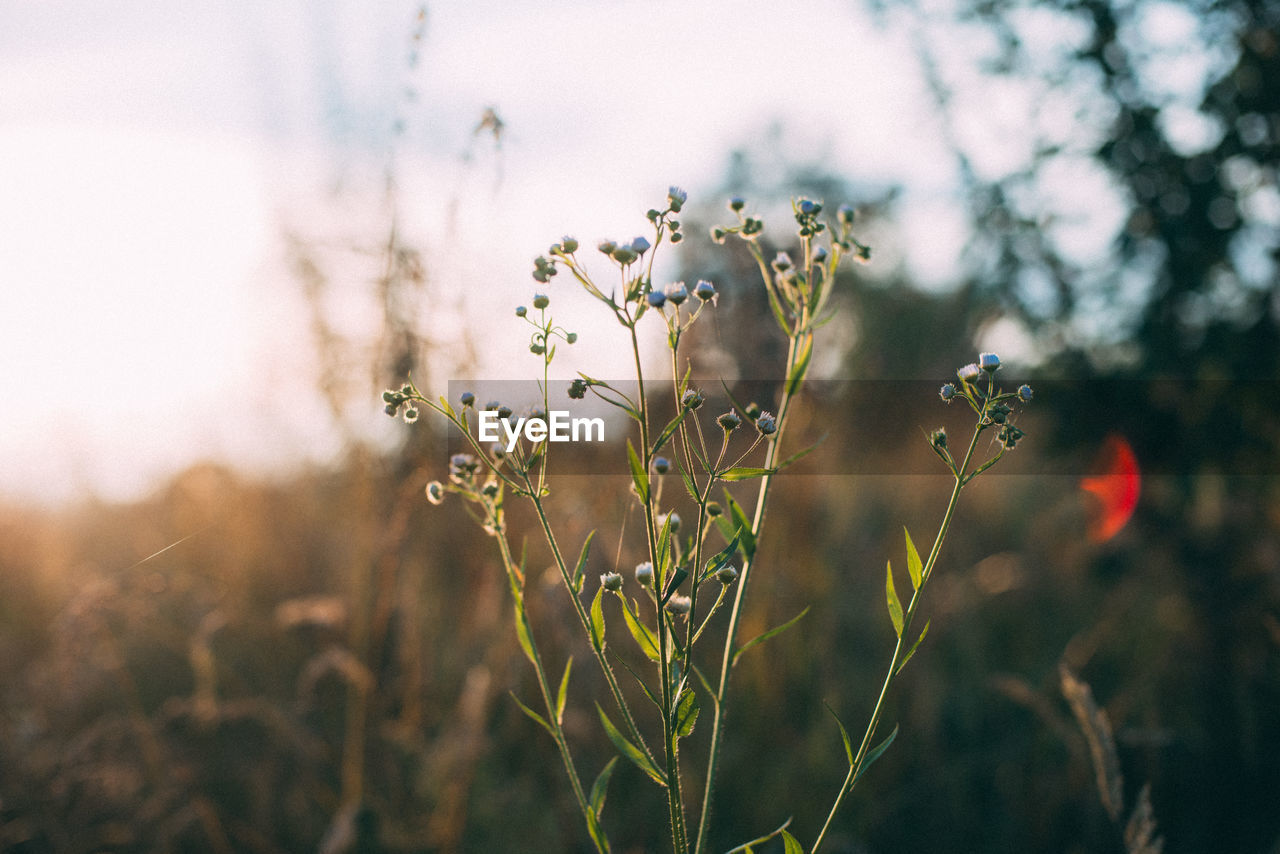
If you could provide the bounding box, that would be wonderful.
[0,0,1129,505]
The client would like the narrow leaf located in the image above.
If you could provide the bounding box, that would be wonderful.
[896,619,930,676]
[734,607,809,666]
[825,701,855,766]
[719,466,776,482]
[614,651,661,709]
[775,433,827,471]
[852,723,899,786]
[597,704,666,786]
[652,409,689,456]
[514,600,537,665]
[556,657,573,725]
[621,598,661,661]
[510,691,553,737]
[437,395,457,419]
[679,465,701,503]
[589,756,619,818]
[701,533,741,582]
[586,811,608,854]
[626,439,649,503]
[660,567,689,605]
[885,560,904,638]
[781,829,805,854]
[573,530,596,593]
[904,527,923,591]
[725,490,756,558]
[723,817,794,854]
[590,585,606,651]
[673,687,700,738]
[786,334,814,396]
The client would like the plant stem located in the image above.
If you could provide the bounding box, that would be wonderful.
[810,421,984,853]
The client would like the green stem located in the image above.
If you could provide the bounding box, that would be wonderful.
[809,420,984,853]
[492,528,604,852]
[694,326,809,854]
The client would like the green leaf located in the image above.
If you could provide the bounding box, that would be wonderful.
[514,599,537,665]
[510,691,553,737]
[589,756,619,818]
[597,704,666,786]
[556,657,573,725]
[885,560,904,638]
[621,598,661,661]
[895,619,930,676]
[573,531,596,594]
[719,466,776,482]
[590,585,606,651]
[734,607,809,667]
[825,701,855,766]
[660,567,689,605]
[904,527,923,591]
[852,723,899,786]
[626,439,649,503]
[701,533,741,582]
[679,465,701,503]
[786,334,814,397]
[673,687,700,738]
[437,395,457,419]
[652,409,689,456]
[725,490,756,558]
[613,651,661,709]
[781,829,805,854]
[586,810,609,854]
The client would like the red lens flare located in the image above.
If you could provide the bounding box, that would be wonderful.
[1079,434,1141,542]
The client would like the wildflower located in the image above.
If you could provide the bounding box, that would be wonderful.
[560,236,579,253]
[601,572,623,592]
[384,403,398,416]
[694,280,717,301]
[682,388,704,410]
[716,564,739,585]
[460,391,475,407]
[611,246,638,265]
[989,402,1011,424]
[812,246,829,264]
[402,406,419,423]
[652,456,670,474]
[717,410,742,431]
[772,252,793,272]
[798,199,821,216]
[837,204,855,225]
[629,236,651,255]
[647,290,667,309]
[668,186,687,212]
[425,481,445,505]
[940,383,957,401]
[756,411,777,435]
[930,428,948,450]
[664,281,689,305]
[635,561,655,586]
[979,352,1001,372]
[957,363,982,383]
[485,400,502,412]
[497,405,513,420]
[665,596,692,616]
[450,454,478,479]
[568,378,588,400]
[998,424,1025,449]
[533,293,550,309]
[728,196,746,212]
[1018,384,1034,403]
[516,305,528,318]
[598,239,617,255]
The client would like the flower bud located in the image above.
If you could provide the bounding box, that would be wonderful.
[384,403,398,416]
[694,280,717,301]
[979,352,1001,372]
[682,388,704,410]
[660,512,681,533]
[798,199,821,216]
[533,293,550,309]
[755,411,777,435]
[560,236,579,253]
[930,428,948,450]
[425,481,445,504]
[460,391,475,407]
[772,252,793,272]
[530,343,546,355]
[664,281,688,305]
[668,186,687,211]
[482,482,499,497]
[566,332,578,344]
[728,197,746,212]
[1018,384,1034,402]
[612,246,638,265]
[629,236,651,255]
[647,290,667,308]
[601,571,623,592]
[744,402,761,420]
[402,407,419,423]
[515,305,527,317]
[706,501,723,517]
[665,596,691,616]
[939,383,957,401]
[837,204,855,225]
[710,227,727,244]
[652,456,670,474]
[635,561,655,586]
[497,405,513,419]
[598,239,617,255]
[715,565,739,585]
[812,246,829,264]
[957,363,981,383]
[717,410,742,431]
[568,378,588,399]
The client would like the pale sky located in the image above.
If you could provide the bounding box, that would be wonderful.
[0,0,1130,504]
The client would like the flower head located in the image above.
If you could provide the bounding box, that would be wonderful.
[717,409,742,432]
[694,280,717,302]
[629,236,651,255]
[532,293,550,309]
[647,290,667,309]
[664,281,688,305]
[957,363,982,383]
[1018,384,1034,403]
[635,561,655,586]
[939,383,957,402]
[425,481,445,505]
[665,596,691,617]
[716,564,739,585]
[601,571,623,592]
[668,186,687,212]
[979,352,1001,372]
[652,456,670,474]
[682,388,704,410]
[755,411,777,436]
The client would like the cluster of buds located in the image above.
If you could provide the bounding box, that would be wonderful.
[711,196,765,244]
[794,198,826,237]
[532,255,558,284]
[382,385,419,423]
[644,187,688,243]
[935,352,1034,456]
[597,236,651,266]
